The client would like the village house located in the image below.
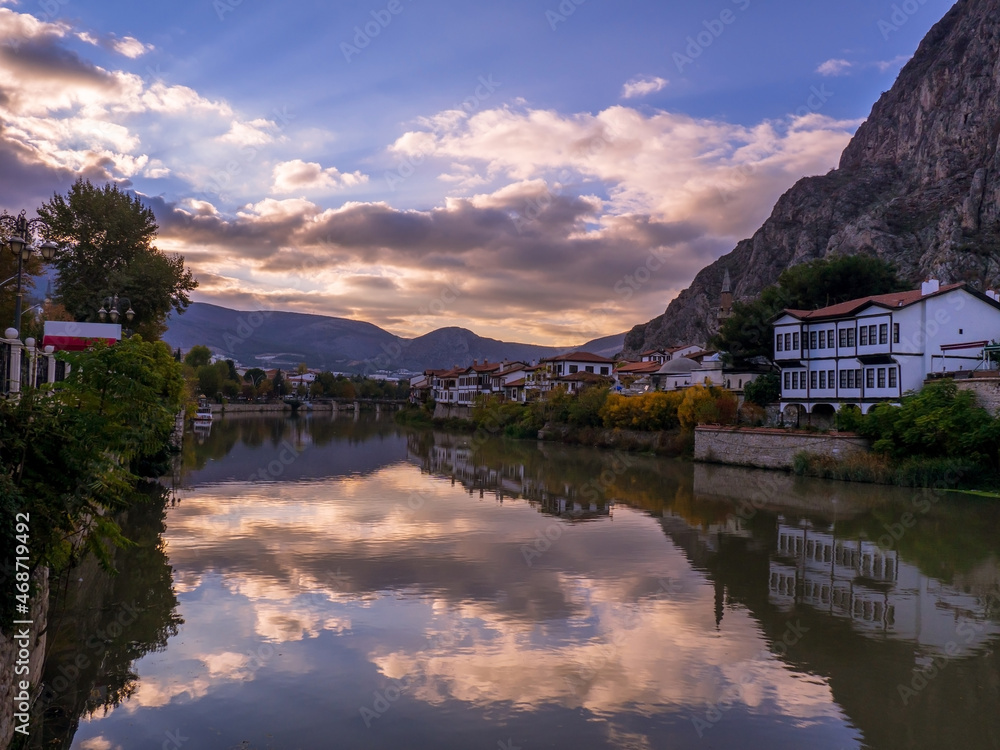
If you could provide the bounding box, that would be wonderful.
[773,279,1000,419]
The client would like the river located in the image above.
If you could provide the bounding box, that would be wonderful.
[28,412,1000,749]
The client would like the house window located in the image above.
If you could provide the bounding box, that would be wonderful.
[784,372,791,390]
[860,327,868,346]
[585,366,594,373]
[866,369,875,389]
[879,324,888,345]
[878,368,886,388]
[889,368,898,388]
[840,370,848,389]
[601,367,609,376]
[869,325,877,344]
[777,334,784,352]
[569,365,578,374]
[818,331,825,349]
[893,323,900,344]
[847,329,856,347]
[856,369,862,387]
[738,379,743,388]
[829,370,835,388]
[839,329,848,348]
[811,331,818,350]
[811,371,818,389]
[793,332,800,350]
[785,333,792,350]
[818,371,825,389]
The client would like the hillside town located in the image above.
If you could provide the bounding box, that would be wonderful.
[406,277,1000,419]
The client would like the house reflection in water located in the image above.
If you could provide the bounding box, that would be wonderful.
[770,521,997,655]
[409,433,613,521]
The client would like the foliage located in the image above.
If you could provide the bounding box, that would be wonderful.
[677,385,738,430]
[243,367,267,385]
[184,345,212,368]
[0,337,185,590]
[601,392,684,431]
[37,179,197,339]
[742,371,780,407]
[711,255,906,364]
[860,380,1000,468]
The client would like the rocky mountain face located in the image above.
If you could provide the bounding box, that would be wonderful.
[625,0,1000,355]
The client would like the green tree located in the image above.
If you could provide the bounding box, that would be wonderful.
[36,179,197,340]
[712,256,907,365]
[743,372,780,407]
[273,369,286,397]
[0,337,185,583]
[184,345,212,368]
[243,367,267,386]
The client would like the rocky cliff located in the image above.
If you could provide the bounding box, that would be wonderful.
[625,0,1000,355]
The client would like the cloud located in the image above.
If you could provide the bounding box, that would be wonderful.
[271,159,369,194]
[109,35,151,58]
[817,55,911,77]
[816,59,854,76]
[621,75,668,99]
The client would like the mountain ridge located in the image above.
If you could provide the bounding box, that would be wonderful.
[625,0,1000,355]
[164,302,626,372]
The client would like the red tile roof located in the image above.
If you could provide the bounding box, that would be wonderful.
[782,283,965,321]
[504,378,526,387]
[542,351,615,364]
[616,361,661,374]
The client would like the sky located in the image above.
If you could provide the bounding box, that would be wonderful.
[0,0,958,345]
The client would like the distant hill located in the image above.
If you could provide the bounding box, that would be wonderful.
[163,302,626,372]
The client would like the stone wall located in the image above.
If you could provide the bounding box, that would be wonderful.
[433,403,474,420]
[694,426,871,470]
[1,567,49,748]
[956,377,1000,415]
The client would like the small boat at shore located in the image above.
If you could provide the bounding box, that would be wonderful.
[194,405,214,423]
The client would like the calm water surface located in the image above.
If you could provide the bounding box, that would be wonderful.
[36,413,1000,749]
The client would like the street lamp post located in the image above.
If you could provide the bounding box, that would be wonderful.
[0,210,58,335]
[98,293,135,337]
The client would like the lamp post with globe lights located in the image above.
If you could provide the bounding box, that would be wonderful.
[98,293,136,337]
[0,210,59,335]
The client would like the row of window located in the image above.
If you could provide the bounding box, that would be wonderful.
[784,367,898,391]
[776,323,901,352]
[567,364,611,375]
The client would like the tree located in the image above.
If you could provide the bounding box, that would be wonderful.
[712,255,907,365]
[1,337,185,581]
[243,367,267,386]
[743,372,780,407]
[184,345,212,368]
[273,370,286,397]
[36,179,197,339]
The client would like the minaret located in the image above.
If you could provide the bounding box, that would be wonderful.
[718,269,733,323]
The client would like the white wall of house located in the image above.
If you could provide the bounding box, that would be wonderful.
[776,285,1000,414]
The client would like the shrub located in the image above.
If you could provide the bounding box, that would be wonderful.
[677,385,738,430]
[743,372,780,407]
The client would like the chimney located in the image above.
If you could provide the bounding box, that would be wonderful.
[921,278,940,296]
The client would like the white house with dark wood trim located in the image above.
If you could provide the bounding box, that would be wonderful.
[773,279,1000,417]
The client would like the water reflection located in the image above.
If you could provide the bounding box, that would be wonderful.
[37,416,1000,750]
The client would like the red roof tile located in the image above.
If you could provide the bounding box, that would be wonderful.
[783,283,965,321]
[542,351,615,364]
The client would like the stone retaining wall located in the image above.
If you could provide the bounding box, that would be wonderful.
[956,377,1000,414]
[694,426,870,470]
[433,403,474,420]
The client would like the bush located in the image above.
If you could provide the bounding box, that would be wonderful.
[677,385,738,430]
[601,391,684,431]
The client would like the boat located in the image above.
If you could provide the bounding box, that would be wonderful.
[194,405,214,423]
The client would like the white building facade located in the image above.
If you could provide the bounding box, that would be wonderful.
[774,281,1000,416]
